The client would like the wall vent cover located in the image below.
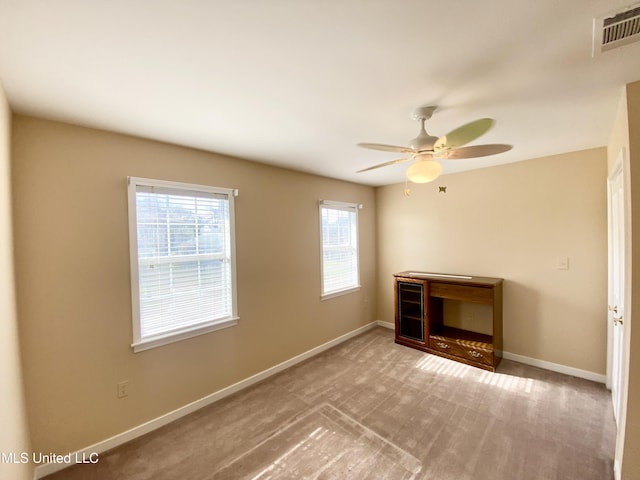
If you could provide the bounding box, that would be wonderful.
[593,3,640,56]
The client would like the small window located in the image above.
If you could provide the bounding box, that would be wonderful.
[319,200,361,299]
[128,177,238,352]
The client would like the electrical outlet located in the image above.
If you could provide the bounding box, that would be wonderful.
[117,381,129,399]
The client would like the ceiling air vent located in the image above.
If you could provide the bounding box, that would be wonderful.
[593,3,640,56]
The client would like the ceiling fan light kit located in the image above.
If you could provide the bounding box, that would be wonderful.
[357,106,512,188]
[406,158,442,183]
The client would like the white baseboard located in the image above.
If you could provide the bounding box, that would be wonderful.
[502,351,606,384]
[34,321,380,479]
[376,320,394,329]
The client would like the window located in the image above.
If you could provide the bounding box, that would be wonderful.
[319,200,361,298]
[128,177,238,352]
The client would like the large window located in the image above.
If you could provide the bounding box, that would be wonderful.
[319,200,361,298]
[128,177,238,352]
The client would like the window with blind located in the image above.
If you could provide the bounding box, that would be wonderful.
[128,177,238,352]
[319,200,361,299]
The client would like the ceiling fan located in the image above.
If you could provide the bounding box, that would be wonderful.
[356,106,512,183]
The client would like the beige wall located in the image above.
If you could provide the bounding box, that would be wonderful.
[617,80,640,480]
[11,115,377,454]
[0,88,32,478]
[376,148,608,374]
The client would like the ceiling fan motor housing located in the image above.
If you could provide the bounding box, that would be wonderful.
[410,106,438,152]
[410,129,438,152]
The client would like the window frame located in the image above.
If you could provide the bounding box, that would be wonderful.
[127,177,239,352]
[319,200,361,300]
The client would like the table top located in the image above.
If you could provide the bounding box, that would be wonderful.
[394,271,503,287]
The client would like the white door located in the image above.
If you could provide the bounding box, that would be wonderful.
[607,154,625,425]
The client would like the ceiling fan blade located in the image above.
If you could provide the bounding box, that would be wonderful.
[356,157,413,173]
[433,118,495,151]
[434,144,512,160]
[357,143,416,154]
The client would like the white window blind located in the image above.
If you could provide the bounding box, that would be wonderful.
[319,201,361,298]
[128,177,238,352]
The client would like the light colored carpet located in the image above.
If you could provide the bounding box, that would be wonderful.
[209,403,421,479]
[44,327,616,480]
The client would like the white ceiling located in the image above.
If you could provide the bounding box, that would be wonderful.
[1,0,639,186]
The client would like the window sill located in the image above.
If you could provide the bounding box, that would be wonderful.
[321,285,361,301]
[132,317,239,353]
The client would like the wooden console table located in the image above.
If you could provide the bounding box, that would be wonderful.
[394,271,503,372]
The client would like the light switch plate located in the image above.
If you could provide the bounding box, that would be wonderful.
[557,256,570,270]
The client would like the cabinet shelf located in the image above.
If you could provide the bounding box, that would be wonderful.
[430,325,492,346]
[401,299,422,305]
[394,272,503,372]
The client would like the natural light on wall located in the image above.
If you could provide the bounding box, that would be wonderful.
[319,200,361,299]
